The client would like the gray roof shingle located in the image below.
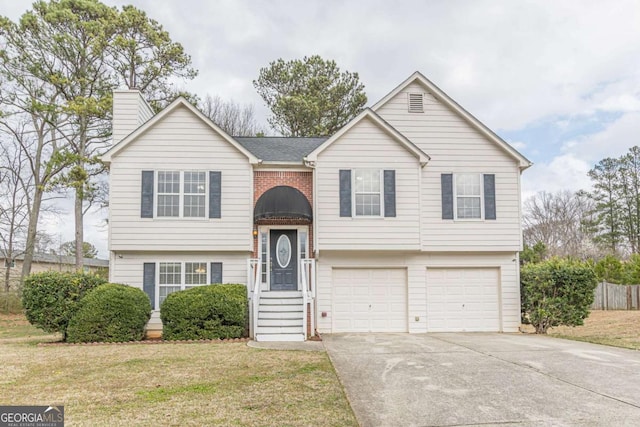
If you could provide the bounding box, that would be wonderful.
[234,137,327,162]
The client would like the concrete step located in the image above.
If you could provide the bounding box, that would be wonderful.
[255,333,305,342]
[258,318,302,327]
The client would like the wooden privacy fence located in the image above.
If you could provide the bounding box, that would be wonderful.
[591,282,640,310]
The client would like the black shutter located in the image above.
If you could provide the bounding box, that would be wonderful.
[339,170,352,217]
[209,171,221,218]
[484,174,496,220]
[441,174,454,220]
[210,262,223,284]
[384,170,396,217]
[143,262,156,309]
[141,171,154,218]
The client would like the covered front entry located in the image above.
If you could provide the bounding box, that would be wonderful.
[332,268,408,332]
[269,229,298,291]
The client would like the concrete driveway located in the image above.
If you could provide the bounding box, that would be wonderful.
[323,333,640,427]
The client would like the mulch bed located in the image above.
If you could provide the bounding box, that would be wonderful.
[38,337,251,346]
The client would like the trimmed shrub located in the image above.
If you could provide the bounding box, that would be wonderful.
[521,258,598,334]
[22,272,107,340]
[67,284,151,343]
[160,284,247,340]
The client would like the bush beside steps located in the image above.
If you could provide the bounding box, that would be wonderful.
[160,284,247,341]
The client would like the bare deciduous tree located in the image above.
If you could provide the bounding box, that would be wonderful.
[523,190,599,259]
[200,95,265,136]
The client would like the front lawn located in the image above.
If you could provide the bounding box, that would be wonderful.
[0,314,357,426]
[548,310,640,350]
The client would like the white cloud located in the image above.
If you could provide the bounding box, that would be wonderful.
[522,154,592,201]
[561,112,640,163]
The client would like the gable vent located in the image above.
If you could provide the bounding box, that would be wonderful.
[408,93,424,113]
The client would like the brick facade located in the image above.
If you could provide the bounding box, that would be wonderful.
[253,171,313,206]
[252,171,314,257]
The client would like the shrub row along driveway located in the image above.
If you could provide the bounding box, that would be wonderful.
[323,333,640,427]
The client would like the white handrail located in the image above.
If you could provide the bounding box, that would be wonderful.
[301,259,308,340]
[247,258,261,339]
[300,258,316,339]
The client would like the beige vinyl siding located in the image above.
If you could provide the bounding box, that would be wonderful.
[112,90,154,144]
[108,104,253,251]
[315,251,520,334]
[110,251,249,330]
[314,117,421,250]
[376,81,523,251]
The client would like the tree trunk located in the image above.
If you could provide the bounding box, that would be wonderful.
[21,189,44,279]
[4,265,11,293]
[75,186,84,271]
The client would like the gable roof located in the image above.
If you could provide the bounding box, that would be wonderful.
[235,137,327,163]
[101,97,259,164]
[372,71,532,170]
[305,108,430,166]
[1,251,109,268]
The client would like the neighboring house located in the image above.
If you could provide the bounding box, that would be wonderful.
[101,72,532,341]
[2,252,109,290]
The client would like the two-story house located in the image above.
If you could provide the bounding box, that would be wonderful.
[101,72,531,341]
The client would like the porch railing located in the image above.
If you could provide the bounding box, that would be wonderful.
[247,258,262,339]
[300,258,316,338]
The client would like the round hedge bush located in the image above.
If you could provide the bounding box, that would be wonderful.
[160,284,247,340]
[22,271,107,340]
[66,283,152,343]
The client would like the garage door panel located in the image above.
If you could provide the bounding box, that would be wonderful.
[427,267,500,332]
[332,268,407,333]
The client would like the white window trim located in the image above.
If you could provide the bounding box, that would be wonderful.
[156,261,209,308]
[453,173,484,221]
[352,168,384,218]
[155,170,208,219]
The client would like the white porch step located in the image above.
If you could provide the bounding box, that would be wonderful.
[259,298,303,305]
[254,290,305,342]
[259,304,303,313]
[256,333,305,342]
[258,318,302,327]
[260,291,302,298]
[256,326,303,334]
[259,311,303,319]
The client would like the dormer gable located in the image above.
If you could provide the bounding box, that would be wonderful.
[373,71,532,170]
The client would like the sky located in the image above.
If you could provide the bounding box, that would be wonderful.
[3,0,640,258]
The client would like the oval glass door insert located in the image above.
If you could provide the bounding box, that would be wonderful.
[276,235,292,268]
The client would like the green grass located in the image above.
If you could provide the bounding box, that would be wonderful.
[0,314,357,426]
[0,313,52,339]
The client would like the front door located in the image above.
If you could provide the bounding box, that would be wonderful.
[270,230,297,291]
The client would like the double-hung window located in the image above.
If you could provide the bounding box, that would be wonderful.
[156,171,206,218]
[354,169,382,216]
[158,261,208,305]
[183,172,206,217]
[454,173,482,219]
[157,171,180,217]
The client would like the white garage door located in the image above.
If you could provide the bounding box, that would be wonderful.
[426,268,500,332]
[332,268,407,332]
